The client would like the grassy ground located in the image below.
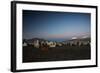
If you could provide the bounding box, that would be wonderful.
[23,45,91,63]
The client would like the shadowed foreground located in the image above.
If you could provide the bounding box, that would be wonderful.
[23,45,91,63]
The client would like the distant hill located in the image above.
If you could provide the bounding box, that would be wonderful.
[24,37,90,43]
[24,38,46,43]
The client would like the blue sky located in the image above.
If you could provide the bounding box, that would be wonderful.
[23,10,91,41]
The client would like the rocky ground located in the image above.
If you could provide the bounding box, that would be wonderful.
[23,45,91,63]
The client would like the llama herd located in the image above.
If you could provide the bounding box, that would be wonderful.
[23,39,90,49]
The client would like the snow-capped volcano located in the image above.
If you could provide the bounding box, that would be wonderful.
[72,37,77,39]
[71,36,89,40]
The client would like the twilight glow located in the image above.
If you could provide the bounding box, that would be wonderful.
[23,10,91,41]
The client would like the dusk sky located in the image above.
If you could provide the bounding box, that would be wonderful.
[23,10,91,42]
